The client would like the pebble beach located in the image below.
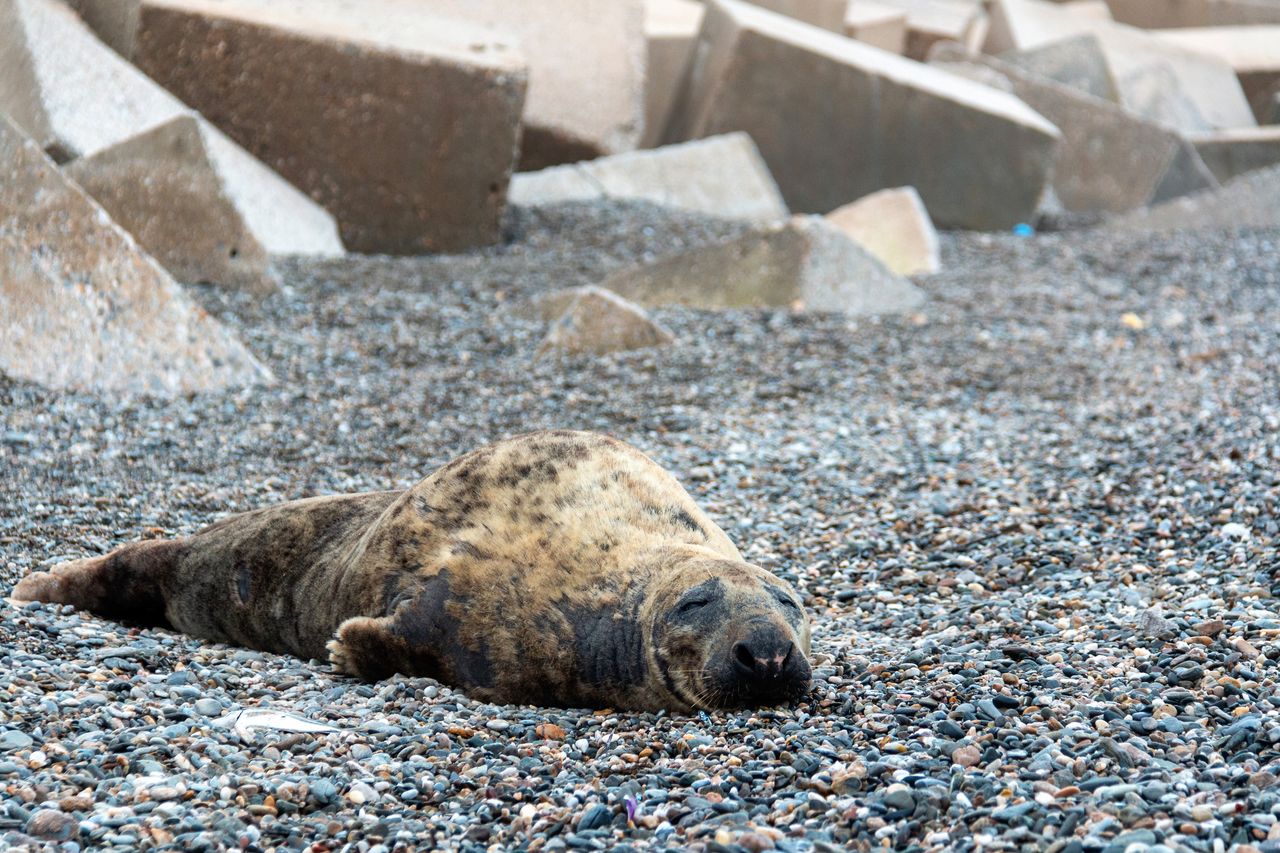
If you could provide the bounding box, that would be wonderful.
[2,201,1279,853]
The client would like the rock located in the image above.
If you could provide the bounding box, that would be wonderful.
[952,745,982,767]
[0,114,271,395]
[643,0,706,147]
[664,0,1060,230]
[537,287,675,357]
[1155,27,1280,124]
[876,0,989,61]
[24,810,77,841]
[932,46,1217,213]
[509,133,789,223]
[985,0,1257,133]
[76,0,643,172]
[601,215,925,313]
[0,0,343,259]
[65,115,344,293]
[825,186,940,276]
[119,0,528,254]
[1189,127,1280,184]
[0,730,34,751]
[1137,608,1178,639]
[745,0,847,31]
[1102,0,1280,28]
[1117,163,1280,230]
[1001,33,1120,102]
[842,1,908,53]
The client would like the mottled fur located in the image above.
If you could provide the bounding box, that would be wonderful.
[14,431,811,710]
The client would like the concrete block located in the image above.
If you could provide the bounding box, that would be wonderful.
[842,1,908,53]
[0,115,271,395]
[878,0,989,61]
[600,215,925,313]
[538,287,674,356]
[1117,163,1280,230]
[745,0,847,30]
[123,0,528,255]
[986,0,1257,132]
[1002,34,1120,102]
[1189,127,1280,183]
[1155,27,1280,124]
[509,133,789,223]
[665,0,1060,230]
[1103,0,1280,28]
[644,0,705,147]
[825,187,940,275]
[933,45,1217,213]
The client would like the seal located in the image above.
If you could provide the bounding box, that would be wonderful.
[13,430,811,710]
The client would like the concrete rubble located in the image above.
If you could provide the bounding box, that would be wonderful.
[825,187,941,276]
[537,287,675,356]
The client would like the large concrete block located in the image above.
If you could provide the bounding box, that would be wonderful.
[843,2,908,54]
[0,0,344,260]
[0,115,270,396]
[985,0,1258,132]
[601,215,925,314]
[1002,34,1119,102]
[932,45,1217,213]
[1189,127,1280,183]
[1155,27,1280,124]
[745,0,847,30]
[644,0,705,147]
[65,115,344,293]
[665,0,1060,229]
[72,0,644,171]
[1103,0,1280,28]
[509,133,789,223]
[122,0,528,255]
[877,0,989,61]
[825,186,940,275]
[538,287,675,356]
[1117,163,1280,230]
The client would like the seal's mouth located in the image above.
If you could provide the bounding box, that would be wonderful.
[658,635,812,710]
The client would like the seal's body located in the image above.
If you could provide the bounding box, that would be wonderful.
[14,431,811,710]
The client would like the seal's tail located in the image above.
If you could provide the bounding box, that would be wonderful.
[11,540,180,627]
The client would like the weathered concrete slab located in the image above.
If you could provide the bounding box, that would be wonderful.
[601,215,925,314]
[745,0,847,30]
[842,1,908,53]
[665,0,1059,229]
[0,0,344,261]
[538,287,675,356]
[509,133,789,223]
[1117,163,1280,230]
[1189,127,1280,183]
[1001,34,1119,102]
[65,115,343,293]
[123,0,528,255]
[878,0,988,61]
[986,0,1257,132]
[826,187,940,276]
[72,0,644,171]
[644,0,705,147]
[0,115,271,396]
[1155,27,1280,124]
[933,45,1217,213]
[1103,0,1280,28]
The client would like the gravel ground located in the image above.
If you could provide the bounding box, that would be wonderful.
[2,201,1279,853]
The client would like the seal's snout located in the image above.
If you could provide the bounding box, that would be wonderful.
[731,629,794,680]
[724,623,810,702]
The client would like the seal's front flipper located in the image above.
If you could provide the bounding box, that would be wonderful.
[327,616,414,681]
[12,541,179,627]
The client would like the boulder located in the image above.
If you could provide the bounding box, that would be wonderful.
[73,0,643,171]
[509,133,789,223]
[0,115,271,396]
[842,1,908,53]
[109,0,529,254]
[644,0,705,147]
[985,0,1257,132]
[65,114,346,293]
[745,0,847,30]
[601,215,925,314]
[1117,164,1280,231]
[1155,27,1280,124]
[825,187,940,276]
[538,287,674,356]
[932,46,1217,213]
[0,0,343,259]
[1102,0,1280,28]
[664,0,1060,230]
[1189,127,1280,183]
[876,0,989,61]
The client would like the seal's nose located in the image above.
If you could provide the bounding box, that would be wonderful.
[731,629,795,681]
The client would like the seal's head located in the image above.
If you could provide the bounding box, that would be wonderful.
[646,548,812,710]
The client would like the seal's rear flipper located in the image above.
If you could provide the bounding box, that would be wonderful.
[12,540,180,627]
